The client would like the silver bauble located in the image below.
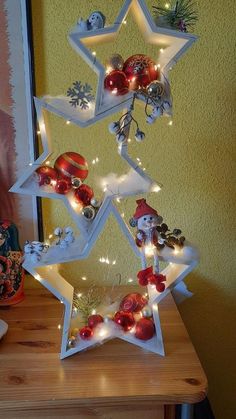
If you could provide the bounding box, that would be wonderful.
[147,81,165,98]
[90,197,100,208]
[141,305,152,318]
[71,177,82,188]
[82,205,96,220]
[107,54,124,71]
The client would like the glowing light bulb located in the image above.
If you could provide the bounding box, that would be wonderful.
[29,162,33,166]
[160,48,164,53]
[58,324,61,330]
[165,3,170,9]
[145,244,155,257]
[168,120,173,126]
[151,184,161,193]
[77,293,82,298]
[37,130,40,135]
[136,157,140,162]
[116,197,121,203]
[66,120,70,125]
[45,160,50,165]
[49,234,53,239]
[123,20,127,25]
[128,278,133,283]
[92,51,96,56]
[112,260,116,265]
[81,276,87,281]
[128,138,131,143]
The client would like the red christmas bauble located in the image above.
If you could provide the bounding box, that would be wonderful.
[54,178,71,195]
[54,152,88,181]
[35,166,58,186]
[88,314,104,329]
[79,326,93,340]
[113,311,135,332]
[74,184,94,206]
[135,318,155,341]
[104,70,129,95]
[120,293,147,313]
[123,54,160,90]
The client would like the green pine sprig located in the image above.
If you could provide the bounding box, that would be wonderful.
[153,0,198,31]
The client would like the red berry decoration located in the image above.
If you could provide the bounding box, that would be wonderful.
[35,166,58,186]
[54,178,71,195]
[135,318,155,341]
[123,54,160,90]
[54,152,88,181]
[120,293,147,313]
[113,311,135,332]
[74,184,94,205]
[88,314,104,329]
[104,70,129,95]
[79,326,93,340]
[148,273,166,293]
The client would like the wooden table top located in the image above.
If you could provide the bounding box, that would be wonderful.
[0,277,207,411]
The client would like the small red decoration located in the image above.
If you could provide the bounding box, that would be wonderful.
[88,314,104,329]
[123,54,160,90]
[135,318,155,341]
[74,184,94,205]
[54,152,88,181]
[120,293,147,313]
[54,178,71,195]
[149,273,166,293]
[35,166,58,186]
[104,70,129,95]
[113,311,135,332]
[137,266,153,287]
[79,326,93,340]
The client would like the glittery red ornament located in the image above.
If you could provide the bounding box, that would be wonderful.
[54,152,88,181]
[35,166,58,186]
[79,326,93,340]
[135,318,155,341]
[120,293,147,313]
[113,311,135,332]
[104,70,129,95]
[123,54,160,90]
[54,178,71,195]
[74,184,94,205]
[88,314,104,329]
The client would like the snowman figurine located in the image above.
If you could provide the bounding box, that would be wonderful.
[131,199,166,292]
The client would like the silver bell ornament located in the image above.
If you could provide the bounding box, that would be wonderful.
[146,115,156,124]
[141,305,153,318]
[108,121,120,134]
[82,205,96,220]
[152,107,162,118]
[106,53,124,71]
[116,132,126,143]
[147,81,165,98]
[135,129,145,142]
[71,177,82,188]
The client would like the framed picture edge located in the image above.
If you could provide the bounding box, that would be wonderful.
[20,0,43,242]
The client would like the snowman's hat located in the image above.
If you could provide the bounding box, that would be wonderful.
[133,199,158,219]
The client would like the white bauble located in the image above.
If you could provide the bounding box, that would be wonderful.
[135,130,145,142]
[65,226,73,234]
[116,132,126,143]
[54,227,63,236]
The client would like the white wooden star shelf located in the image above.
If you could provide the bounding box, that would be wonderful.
[11,0,199,359]
[38,0,197,127]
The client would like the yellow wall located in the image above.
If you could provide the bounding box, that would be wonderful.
[31,1,236,417]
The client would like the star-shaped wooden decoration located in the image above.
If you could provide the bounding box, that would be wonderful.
[39,0,197,127]
[10,98,161,246]
[24,255,165,359]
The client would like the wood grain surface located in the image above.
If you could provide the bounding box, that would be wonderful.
[0,276,207,418]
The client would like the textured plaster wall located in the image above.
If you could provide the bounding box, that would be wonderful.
[31,1,236,417]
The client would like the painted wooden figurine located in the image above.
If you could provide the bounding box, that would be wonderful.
[131,199,166,292]
[0,220,25,305]
[77,11,106,32]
